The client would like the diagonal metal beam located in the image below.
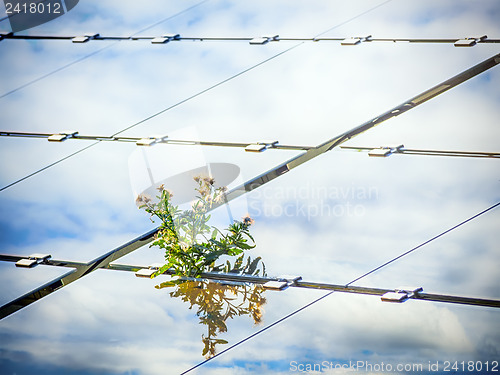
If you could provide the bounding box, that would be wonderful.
[1,53,499,320]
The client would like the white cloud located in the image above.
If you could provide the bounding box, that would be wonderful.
[0,0,499,374]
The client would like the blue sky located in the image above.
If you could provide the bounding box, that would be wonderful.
[0,1,499,374]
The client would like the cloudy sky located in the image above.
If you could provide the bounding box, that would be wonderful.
[0,0,499,374]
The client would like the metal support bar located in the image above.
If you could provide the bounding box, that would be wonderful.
[0,132,311,151]
[1,53,498,320]
[2,254,498,308]
[151,34,181,44]
[1,33,499,45]
[249,35,280,45]
[340,145,500,159]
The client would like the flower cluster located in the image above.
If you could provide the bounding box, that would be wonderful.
[138,176,263,278]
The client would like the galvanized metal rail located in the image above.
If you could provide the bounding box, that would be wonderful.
[1,254,498,310]
[0,132,312,151]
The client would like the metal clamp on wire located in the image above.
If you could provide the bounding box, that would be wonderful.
[368,144,404,157]
[151,34,180,44]
[48,131,78,142]
[72,33,100,43]
[249,35,280,45]
[0,31,13,41]
[454,35,487,47]
[381,286,423,303]
[263,275,302,291]
[245,140,279,153]
[136,135,168,146]
[135,263,164,278]
[341,35,372,45]
[15,254,52,268]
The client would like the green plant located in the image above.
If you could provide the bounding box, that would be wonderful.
[137,176,265,278]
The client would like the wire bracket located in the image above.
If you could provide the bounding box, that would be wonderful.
[15,254,52,268]
[262,280,288,290]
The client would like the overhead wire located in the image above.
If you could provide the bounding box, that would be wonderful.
[395,149,500,158]
[0,0,210,100]
[0,142,96,192]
